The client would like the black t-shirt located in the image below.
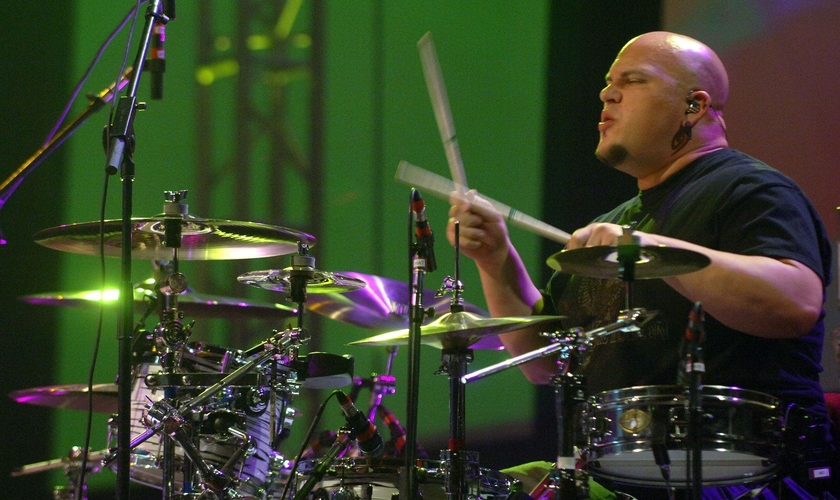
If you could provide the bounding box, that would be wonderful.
[544,148,832,415]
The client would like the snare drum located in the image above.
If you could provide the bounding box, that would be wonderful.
[294,457,518,500]
[582,385,783,486]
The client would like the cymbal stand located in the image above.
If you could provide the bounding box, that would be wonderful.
[435,221,472,500]
[436,346,474,500]
[462,310,649,499]
[155,190,195,498]
[348,358,398,426]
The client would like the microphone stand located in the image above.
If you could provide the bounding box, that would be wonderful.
[293,431,352,500]
[685,303,705,500]
[102,2,173,498]
[405,189,435,500]
[0,67,133,237]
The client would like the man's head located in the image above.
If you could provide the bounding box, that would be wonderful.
[596,32,729,183]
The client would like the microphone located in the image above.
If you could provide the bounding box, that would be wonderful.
[336,391,384,457]
[147,1,175,100]
[377,405,407,455]
[411,188,437,272]
[148,20,166,100]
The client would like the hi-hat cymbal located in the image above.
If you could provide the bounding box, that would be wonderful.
[10,384,117,413]
[20,279,297,320]
[238,269,367,294]
[304,272,489,330]
[349,312,564,350]
[34,216,316,260]
[546,245,711,280]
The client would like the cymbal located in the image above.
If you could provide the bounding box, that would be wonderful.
[33,216,316,260]
[238,269,367,294]
[11,448,108,477]
[546,245,711,280]
[304,272,488,330]
[349,311,563,350]
[10,384,117,413]
[20,279,298,320]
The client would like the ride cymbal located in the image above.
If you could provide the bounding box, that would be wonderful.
[304,272,488,330]
[237,269,367,294]
[10,384,117,413]
[546,245,711,280]
[20,279,297,320]
[34,216,316,260]
[349,311,563,350]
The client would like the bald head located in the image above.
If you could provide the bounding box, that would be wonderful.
[622,31,729,110]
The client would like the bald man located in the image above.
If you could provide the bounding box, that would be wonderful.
[448,32,835,497]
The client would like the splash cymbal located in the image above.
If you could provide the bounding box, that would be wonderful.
[237,269,367,294]
[20,279,297,320]
[546,245,711,280]
[10,384,117,413]
[33,216,316,260]
[348,311,563,350]
[304,272,488,330]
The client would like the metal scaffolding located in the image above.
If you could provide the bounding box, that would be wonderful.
[192,0,325,348]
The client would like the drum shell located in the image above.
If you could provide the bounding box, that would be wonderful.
[582,385,783,486]
[110,354,296,497]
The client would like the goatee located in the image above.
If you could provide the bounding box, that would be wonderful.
[596,145,628,168]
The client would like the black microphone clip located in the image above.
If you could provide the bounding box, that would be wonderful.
[411,188,437,272]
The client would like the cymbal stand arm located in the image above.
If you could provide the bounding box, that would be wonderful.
[181,328,309,413]
[461,310,648,385]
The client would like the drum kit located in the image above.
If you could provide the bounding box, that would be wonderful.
[7,192,793,500]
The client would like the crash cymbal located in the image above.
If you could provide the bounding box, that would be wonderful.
[10,383,117,413]
[238,269,367,294]
[34,216,315,260]
[20,279,297,320]
[349,311,563,350]
[304,272,489,330]
[546,245,711,280]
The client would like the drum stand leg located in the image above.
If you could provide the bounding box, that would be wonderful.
[549,371,589,500]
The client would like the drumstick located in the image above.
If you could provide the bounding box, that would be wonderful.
[396,160,571,245]
[417,32,469,195]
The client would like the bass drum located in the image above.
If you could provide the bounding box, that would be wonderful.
[582,385,784,487]
[294,457,519,500]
